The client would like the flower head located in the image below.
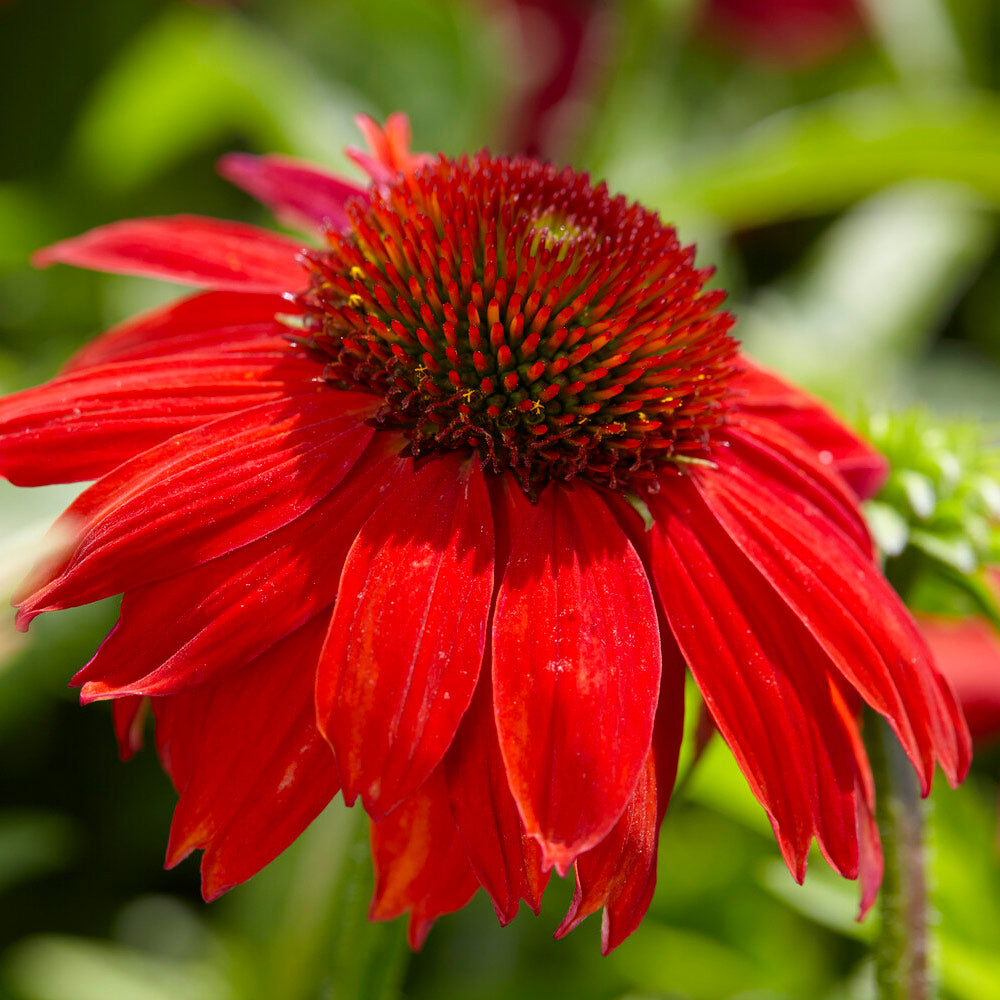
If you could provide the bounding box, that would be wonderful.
[300,149,735,496]
[5,113,969,953]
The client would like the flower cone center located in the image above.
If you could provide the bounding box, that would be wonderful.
[300,152,738,496]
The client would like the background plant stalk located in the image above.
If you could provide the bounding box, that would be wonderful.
[868,713,932,1000]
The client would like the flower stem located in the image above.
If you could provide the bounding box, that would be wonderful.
[322,806,410,1000]
[867,713,933,1000]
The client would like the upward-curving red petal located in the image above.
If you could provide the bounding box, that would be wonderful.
[153,616,340,899]
[316,454,493,819]
[217,153,363,234]
[347,112,432,185]
[33,216,307,293]
[491,479,661,875]
[15,393,377,626]
[63,291,293,373]
[734,357,888,500]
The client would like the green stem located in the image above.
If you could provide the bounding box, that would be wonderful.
[867,713,933,1000]
[322,806,410,1000]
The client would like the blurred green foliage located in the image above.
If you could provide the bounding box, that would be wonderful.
[2,0,1000,998]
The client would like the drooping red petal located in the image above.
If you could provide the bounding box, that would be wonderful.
[444,667,549,925]
[734,357,888,500]
[693,456,971,793]
[317,454,493,819]
[63,291,293,373]
[648,487,818,877]
[217,153,364,234]
[491,479,661,875]
[648,478,878,886]
[369,767,479,949]
[0,352,323,486]
[725,413,874,558]
[74,436,410,699]
[154,617,339,899]
[111,696,147,761]
[16,393,377,627]
[556,639,687,954]
[33,216,307,293]
[828,678,883,917]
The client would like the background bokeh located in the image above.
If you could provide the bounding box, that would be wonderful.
[2,1,1000,998]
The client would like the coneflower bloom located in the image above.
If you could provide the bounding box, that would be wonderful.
[496,0,603,157]
[3,113,969,953]
[699,0,866,67]
[921,573,1000,746]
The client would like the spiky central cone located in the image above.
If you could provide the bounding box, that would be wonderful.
[300,153,738,495]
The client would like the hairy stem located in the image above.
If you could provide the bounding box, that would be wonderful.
[867,713,933,1000]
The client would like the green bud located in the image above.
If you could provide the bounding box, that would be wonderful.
[856,410,1000,623]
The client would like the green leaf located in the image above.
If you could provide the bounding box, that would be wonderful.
[0,812,75,895]
[927,563,1000,629]
[647,90,1000,227]
[864,502,910,559]
[759,858,874,942]
[735,181,994,397]
[70,6,359,192]
[2,937,233,1000]
[610,923,764,999]
[908,529,977,574]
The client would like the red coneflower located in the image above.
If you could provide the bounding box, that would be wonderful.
[3,113,969,953]
[921,571,1000,747]
[699,0,866,67]
[495,0,605,157]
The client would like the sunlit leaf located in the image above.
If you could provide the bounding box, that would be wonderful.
[3,936,233,1000]
[70,6,360,191]
[649,90,1000,226]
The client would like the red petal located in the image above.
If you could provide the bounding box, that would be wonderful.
[828,679,883,916]
[347,112,431,184]
[648,479,875,883]
[16,393,376,626]
[317,454,493,819]
[491,479,661,875]
[64,291,293,372]
[0,352,323,486]
[33,216,307,293]
[154,617,339,898]
[856,794,883,918]
[725,413,874,558]
[111,696,148,761]
[74,437,410,699]
[444,667,550,925]
[920,615,1000,744]
[695,456,971,793]
[556,641,687,953]
[369,768,479,948]
[217,153,363,234]
[735,357,888,499]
